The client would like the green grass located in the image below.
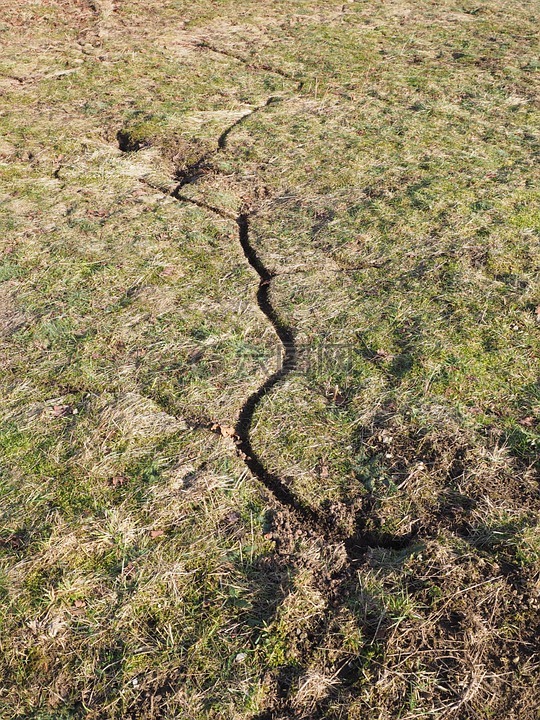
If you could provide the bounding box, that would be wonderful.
[1,0,539,718]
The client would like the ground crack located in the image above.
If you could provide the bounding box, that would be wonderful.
[137,101,416,556]
[194,38,352,99]
[174,95,283,188]
[131,89,416,720]
[195,40,302,86]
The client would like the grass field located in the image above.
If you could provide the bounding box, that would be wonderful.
[1,1,540,718]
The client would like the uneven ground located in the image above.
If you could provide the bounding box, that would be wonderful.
[1,1,540,718]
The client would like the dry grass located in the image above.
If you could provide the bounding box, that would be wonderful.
[1,0,539,717]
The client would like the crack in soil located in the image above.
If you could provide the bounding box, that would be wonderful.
[194,38,353,99]
[195,40,302,85]
[174,95,283,189]
[234,212,320,528]
[141,168,417,556]
[128,49,416,717]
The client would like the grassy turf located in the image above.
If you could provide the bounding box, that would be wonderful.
[1,0,539,717]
